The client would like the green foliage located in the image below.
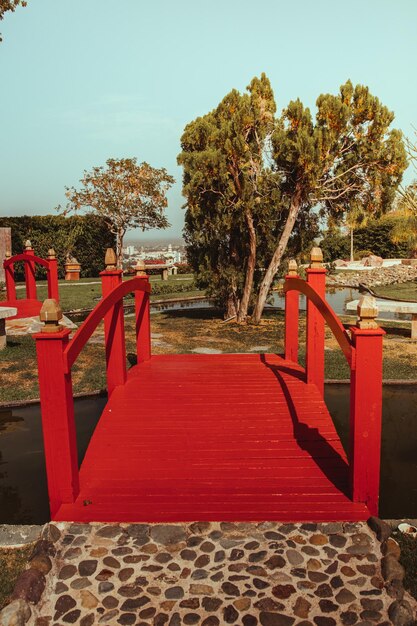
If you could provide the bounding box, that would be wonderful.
[179,75,407,321]
[354,218,410,257]
[147,280,196,297]
[0,0,26,41]
[321,216,411,261]
[178,74,285,317]
[62,158,174,265]
[0,214,115,279]
[320,229,350,262]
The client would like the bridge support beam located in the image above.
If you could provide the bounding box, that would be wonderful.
[306,248,326,395]
[135,261,151,363]
[34,305,79,518]
[284,260,299,363]
[47,249,59,301]
[24,241,37,300]
[101,249,127,396]
[350,297,385,516]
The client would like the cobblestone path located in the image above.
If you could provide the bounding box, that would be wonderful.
[30,521,402,626]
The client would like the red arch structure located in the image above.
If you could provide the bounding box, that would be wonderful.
[1,244,59,319]
[34,256,384,523]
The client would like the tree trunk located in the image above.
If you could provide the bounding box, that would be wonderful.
[116,229,125,270]
[226,294,238,319]
[237,209,257,322]
[252,189,302,324]
[350,228,354,263]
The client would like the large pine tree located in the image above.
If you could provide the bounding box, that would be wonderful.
[178,78,407,321]
[252,81,407,321]
[178,74,280,320]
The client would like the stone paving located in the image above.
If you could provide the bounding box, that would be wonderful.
[6,315,76,336]
[26,521,412,626]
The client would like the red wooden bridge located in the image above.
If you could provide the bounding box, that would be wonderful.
[34,249,384,523]
[1,241,59,319]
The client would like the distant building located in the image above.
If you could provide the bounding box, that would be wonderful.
[124,245,136,256]
[137,244,181,264]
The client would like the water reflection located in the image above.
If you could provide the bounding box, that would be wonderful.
[325,385,417,519]
[0,395,106,524]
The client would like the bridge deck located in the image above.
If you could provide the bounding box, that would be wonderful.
[54,354,369,522]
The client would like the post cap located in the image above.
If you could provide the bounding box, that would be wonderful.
[310,246,323,268]
[47,248,56,259]
[135,259,147,276]
[39,298,63,332]
[357,295,379,329]
[288,259,298,276]
[105,248,117,270]
[24,240,33,250]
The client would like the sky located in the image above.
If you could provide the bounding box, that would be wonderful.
[1,0,417,242]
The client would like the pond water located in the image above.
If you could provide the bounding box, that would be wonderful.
[0,385,416,523]
[67,287,413,323]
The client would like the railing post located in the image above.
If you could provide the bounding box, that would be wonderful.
[306,247,326,395]
[350,296,385,515]
[47,248,59,301]
[134,260,151,363]
[34,299,79,517]
[24,240,37,300]
[100,248,126,395]
[4,250,17,301]
[284,259,299,363]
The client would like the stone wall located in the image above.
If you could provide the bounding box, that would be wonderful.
[0,227,11,283]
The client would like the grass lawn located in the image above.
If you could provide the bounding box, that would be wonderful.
[0,545,32,609]
[1,309,417,403]
[372,280,417,302]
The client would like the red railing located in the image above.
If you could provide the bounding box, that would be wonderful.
[3,245,59,302]
[283,256,384,516]
[34,265,151,516]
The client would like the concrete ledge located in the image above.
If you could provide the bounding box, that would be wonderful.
[0,524,43,548]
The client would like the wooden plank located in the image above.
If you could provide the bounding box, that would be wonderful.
[53,353,369,523]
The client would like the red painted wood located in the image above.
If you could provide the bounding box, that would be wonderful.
[100,269,127,396]
[34,328,79,516]
[47,258,59,301]
[51,353,371,523]
[283,277,353,366]
[135,275,151,362]
[349,327,385,516]
[284,273,299,362]
[24,248,37,300]
[2,251,60,318]
[0,298,43,319]
[64,276,150,371]
[4,263,16,300]
[306,268,326,395]
[3,252,51,269]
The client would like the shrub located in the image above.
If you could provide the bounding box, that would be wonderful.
[354,250,373,260]
[0,214,115,279]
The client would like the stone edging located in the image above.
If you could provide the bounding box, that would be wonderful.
[368,516,417,625]
[0,524,60,625]
[2,518,417,625]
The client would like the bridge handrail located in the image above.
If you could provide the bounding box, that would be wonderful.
[283,277,354,367]
[64,276,151,372]
[3,245,59,303]
[3,252,50,269]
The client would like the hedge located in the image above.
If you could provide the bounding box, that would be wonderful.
[321,219,410,262]
[0,214,116,279]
